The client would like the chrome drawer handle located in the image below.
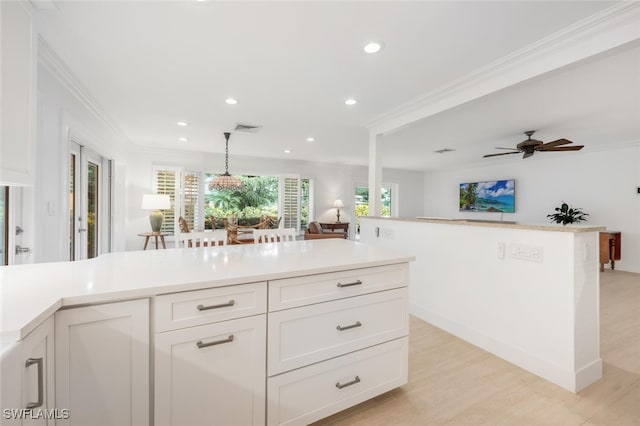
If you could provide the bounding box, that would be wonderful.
[25,357,44,409]
[196,335,234,349]
[197,300,235,311]
[336,280,362,288]
[336,321,362,331]
[336,376,360,389]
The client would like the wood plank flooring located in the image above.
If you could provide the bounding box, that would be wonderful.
[314,270,640,425]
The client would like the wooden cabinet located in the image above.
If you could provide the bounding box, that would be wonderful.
[266,264,409,426]
[154,282,267,426]
[55,299,150,426]
[599,231,621,272]
[21,316,56,425]
[0,0,37,186]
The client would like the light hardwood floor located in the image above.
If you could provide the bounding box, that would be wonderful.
[314,270,640,425]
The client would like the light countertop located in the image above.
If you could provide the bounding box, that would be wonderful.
[362,216,606,233]
[0,239,414,346]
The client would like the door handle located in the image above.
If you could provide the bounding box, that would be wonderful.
[25,357,44,409]
[336,321,362,331]
[78,228,87,233]
[15,245,30,254]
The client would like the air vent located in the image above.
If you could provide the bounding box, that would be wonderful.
[234,123,263,133]
[434,148,456,154]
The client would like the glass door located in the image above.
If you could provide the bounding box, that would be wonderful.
[69,142,108,260]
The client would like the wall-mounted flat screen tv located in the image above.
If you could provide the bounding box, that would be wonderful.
[459,179,515,213]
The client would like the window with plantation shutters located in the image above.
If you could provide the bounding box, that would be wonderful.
[182,172,200,232]
[300,178,313,232]
[153,169,177,235]
[152,168,202,236]
[280,176,300,232]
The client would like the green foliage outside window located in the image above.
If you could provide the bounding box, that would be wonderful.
[204,175,279,229]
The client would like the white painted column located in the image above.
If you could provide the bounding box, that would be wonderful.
[368,132,382,217]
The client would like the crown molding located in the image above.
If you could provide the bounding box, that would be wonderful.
[38,37,132,148]
[367,2,640,136]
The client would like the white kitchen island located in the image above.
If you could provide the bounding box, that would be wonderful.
[0,239,414,426]
[361,216,604,394]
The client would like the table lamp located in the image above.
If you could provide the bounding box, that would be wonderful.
[333,199,344,223]
[141,194,170,232]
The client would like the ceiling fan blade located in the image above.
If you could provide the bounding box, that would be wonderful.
[523,152,534,159]
[537,138,573,150]
[543,145,584,151]
[483,152,519,158]
[494,147,519,150]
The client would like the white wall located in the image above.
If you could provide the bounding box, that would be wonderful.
[423,144,640,273]
[34,62,130,262]
[361,217,602,392]
[124,147,425,251]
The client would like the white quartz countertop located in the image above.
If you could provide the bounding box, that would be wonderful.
[362,216,606,233]
[0,239,413,346]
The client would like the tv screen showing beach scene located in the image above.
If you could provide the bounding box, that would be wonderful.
[459,179,515,213]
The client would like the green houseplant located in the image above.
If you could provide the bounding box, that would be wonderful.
[547,202,589,225]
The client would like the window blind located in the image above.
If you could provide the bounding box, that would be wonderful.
[182,172,200,232]
[281,176,300,232]
[154,169,177,235]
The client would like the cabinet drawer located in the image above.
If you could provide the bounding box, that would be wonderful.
[268,287,408,376]
[268,263,408,311]
[155,315,266,426]
[155,282,267,332]
[267,337,408,426]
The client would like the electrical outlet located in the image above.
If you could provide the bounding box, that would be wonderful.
[509,243,543,263]
[379,228,394,239]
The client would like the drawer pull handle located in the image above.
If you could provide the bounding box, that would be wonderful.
[336,376,360,389]
[196,335,234,349]
[197,300,235,311]
[25,357,44,409]
[336,321,362,331]
[337,280,362,288]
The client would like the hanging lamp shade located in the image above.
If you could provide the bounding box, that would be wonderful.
[209,132,242,191]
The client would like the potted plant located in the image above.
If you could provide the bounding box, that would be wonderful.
[547,202,589,225]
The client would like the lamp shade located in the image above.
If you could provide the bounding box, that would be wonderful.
[141,194,170,210]
[333,199,344,208]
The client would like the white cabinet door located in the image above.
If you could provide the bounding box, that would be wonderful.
[22,316,55,425]
[0,0,36,186]
[155,315,266,426]
[1,343,23,425]
[55,299,149,426]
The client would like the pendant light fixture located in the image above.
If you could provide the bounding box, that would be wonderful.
[209,132,242,191]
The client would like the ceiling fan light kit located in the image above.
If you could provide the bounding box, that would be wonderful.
[484,130,584,159]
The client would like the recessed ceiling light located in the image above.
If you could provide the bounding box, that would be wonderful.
[306,137,315,142]
[178,137,189,142]
[345,98,357,106]
[363,42,384,54]
[176,121,188,127]
[225,98,238,105]
[284,150,291,154]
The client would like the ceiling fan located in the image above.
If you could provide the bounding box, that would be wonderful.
[483,131,584,159]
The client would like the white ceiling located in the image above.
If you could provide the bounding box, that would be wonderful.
[35,0,636,171]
